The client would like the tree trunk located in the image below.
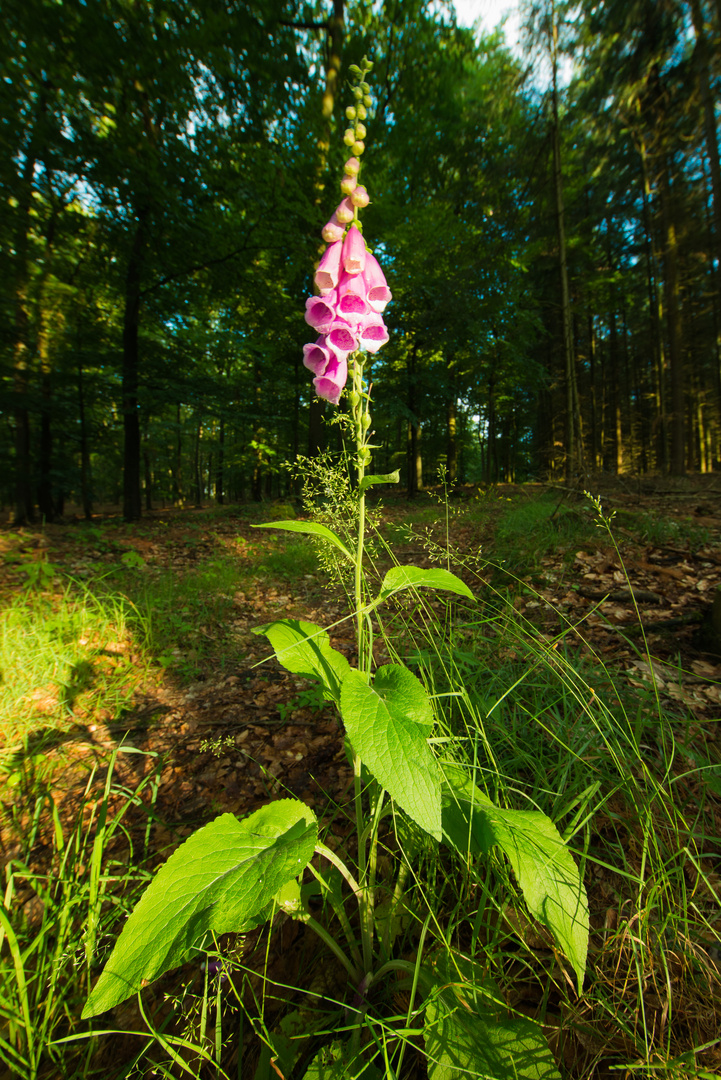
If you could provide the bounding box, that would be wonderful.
[447,386,458,483]
[216,414,225,504]
[659,156,685,474]
[122,211,149,521]
[77,349,92,519]
[550,13,576,481]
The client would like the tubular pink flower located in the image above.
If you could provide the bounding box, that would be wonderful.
[328,321,358,354]
[342,225,366,276]
[314,241,342,295]
[362,252,392,313]
[314,353,348,405]
[359,314,389,354]
[303,338,332,376]
[305,295,337,335]
[336,271,369,318]
[322,215,345,243]
[351,185,369,208]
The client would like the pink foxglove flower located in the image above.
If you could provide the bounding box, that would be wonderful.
[303,338,333,376]
[328,322,358,355]
[314,353,348,406]
[305,296,336,335]
[340,174,358,196]
[314,241,342,294]
[344,156,361,176]
[362,252,392,313]
[342,225,366,276]
[336,271,370,317]
[359,314,389,354]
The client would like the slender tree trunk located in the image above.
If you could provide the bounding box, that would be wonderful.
[77,348,92,519]
[690,0,721,292]
[659,155,685,474]
[122,210,149,521]
[550,13,576,481]
[447,386,458,483]
[37,308,54,521]
[11,127,42,525]
[172,402,182,504]
[638,139,668,471]
[194,416,202,507]
[216,414,225,504]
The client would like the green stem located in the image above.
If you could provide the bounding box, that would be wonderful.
[305,916,360,981]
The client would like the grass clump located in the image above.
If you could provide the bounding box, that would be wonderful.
[0,747,161,1080]
[0,583,146,747]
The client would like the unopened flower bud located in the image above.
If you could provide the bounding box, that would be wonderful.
[349,64,361,76]
[344,128,355,146]
[360,82,370,93]
[353,87,363,100]
[344,157,361,176]
[345,105,356,121]
[361,412,371,431]
[356,103,367,120]
[355,123,366,140]
[322,216,345,243]
[351,185,369,208]
[360,447,372,465]
[364,62,373,72]
[340,173,358,195]
[352,140,365,156]
[335,197,354,223]
[363,95,372,108]
[349,390,361,408]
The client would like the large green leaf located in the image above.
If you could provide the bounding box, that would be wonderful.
[378,566,473,602]
[423,950,561,1080]
[441,764,588,992]
[83,801,317,1018]
[252,520,353,562]
[341,665,441,839]
[425,997,561,1080]
[254,619,351,703]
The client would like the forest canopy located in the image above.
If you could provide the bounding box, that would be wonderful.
[3,0,720,523]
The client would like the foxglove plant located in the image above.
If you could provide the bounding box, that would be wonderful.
[83,58,588,1080]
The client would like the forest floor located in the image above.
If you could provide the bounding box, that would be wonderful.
[2,474,721,1079]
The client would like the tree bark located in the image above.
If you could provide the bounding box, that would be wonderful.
[122,210,149,521]
[659,155,685,474]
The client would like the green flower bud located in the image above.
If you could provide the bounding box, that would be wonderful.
[356,103,367,120]
[355,123,367,139]
[360,82,370,94]
[361,413,371,431]
[349,64,361,77]
[352,140,365,156]
[349,390,361,408]
[346,105,357,121]
[363,94,373,108]
[344,129,355,146]
[360,447,372,465]
[353,87,363,100]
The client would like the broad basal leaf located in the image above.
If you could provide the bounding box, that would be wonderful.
[341,665,441,839]
[378,566,473,603]
[83,801,317,1018]
[425,997,561,1080]
[252,520,353,562]
[441,764,588,991]
[254,619,351,703]
[423,950,561,1080]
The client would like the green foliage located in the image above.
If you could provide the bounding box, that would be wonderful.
[83,801,318,1018]
[254,620,351,704]
[441,764,589,991]
[0,748,159,1079]
[0,582,144,743]
[341,664,442,839]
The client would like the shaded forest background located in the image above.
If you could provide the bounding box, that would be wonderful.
[4,0,721,524]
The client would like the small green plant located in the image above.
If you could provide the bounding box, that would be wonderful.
[84,62,589,1080]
